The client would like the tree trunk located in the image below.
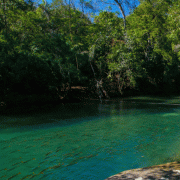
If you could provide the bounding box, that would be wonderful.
[114,0,126,29]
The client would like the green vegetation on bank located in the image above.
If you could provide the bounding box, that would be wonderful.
[1,0,180,107]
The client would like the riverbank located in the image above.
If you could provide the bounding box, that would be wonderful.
[106,161,180,179]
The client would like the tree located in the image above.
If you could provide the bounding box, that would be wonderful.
[125,0,180,94]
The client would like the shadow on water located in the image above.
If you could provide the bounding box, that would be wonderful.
[1,96,180,129]
[0,101,101,129]
[124,95,180,104]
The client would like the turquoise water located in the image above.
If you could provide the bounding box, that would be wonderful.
[1,99,180,179]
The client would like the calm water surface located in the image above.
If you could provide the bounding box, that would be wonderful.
[1,98,180,180]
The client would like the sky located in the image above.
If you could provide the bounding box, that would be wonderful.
[36,0,140,19]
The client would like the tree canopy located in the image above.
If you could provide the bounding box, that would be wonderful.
[1,0,180,105]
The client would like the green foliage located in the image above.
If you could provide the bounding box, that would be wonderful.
[1,0,180,102]
[124,0,180,94]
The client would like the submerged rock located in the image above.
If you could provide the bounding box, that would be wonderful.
[106,161,180,180]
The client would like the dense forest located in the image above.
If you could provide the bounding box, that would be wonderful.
[1,0,180,109]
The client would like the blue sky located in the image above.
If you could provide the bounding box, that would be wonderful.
[38,0,140,19]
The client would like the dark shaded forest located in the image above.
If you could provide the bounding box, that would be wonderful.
[1,0,180,111]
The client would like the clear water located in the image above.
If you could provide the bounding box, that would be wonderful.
[1,99,180,180]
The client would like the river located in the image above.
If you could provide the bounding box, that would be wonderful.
[1,97,180,179]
